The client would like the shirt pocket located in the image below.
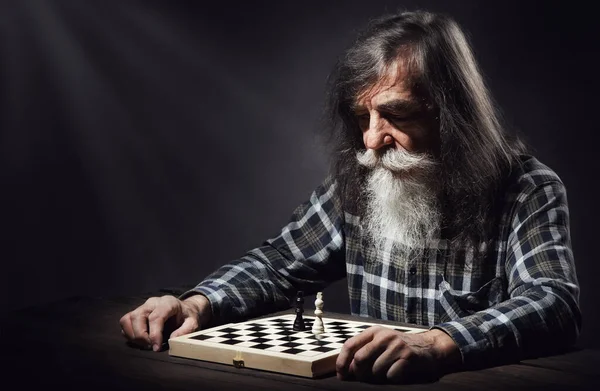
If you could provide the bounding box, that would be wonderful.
[437,277,506,323]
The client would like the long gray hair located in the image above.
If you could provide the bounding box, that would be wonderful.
[323,10,527,251]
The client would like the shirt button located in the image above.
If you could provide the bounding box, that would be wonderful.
[409,267,417,275]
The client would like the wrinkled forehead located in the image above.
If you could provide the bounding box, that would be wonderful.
[354,60,415,108]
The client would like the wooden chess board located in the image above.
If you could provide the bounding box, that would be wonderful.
[168,314,426,378]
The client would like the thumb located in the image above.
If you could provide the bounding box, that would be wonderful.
[170,317,198,339]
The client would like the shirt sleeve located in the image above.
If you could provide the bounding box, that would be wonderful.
[433,179,582,369]
[179,176,347,324]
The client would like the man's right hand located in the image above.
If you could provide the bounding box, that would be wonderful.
[119,294,211,351]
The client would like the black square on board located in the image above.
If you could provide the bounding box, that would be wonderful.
[281,348,304,355]
[248,337,270,344]
[246,331,269,338]
[312,346,334,353]
[250,343,273,350]
[190,334,211,341]
[245,325,266,332]
[220,339,244,345]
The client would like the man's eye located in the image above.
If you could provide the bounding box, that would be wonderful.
[388,115,410,123]
[356,114,370,126]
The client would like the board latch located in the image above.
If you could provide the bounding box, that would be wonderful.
[233,351,244,368]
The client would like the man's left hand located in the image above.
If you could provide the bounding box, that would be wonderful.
[335,326,461,384]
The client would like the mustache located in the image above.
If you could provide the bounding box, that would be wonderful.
[356,148,437,173]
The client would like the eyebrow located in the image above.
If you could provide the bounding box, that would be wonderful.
[353,99,422,115]
[378,99,422,114]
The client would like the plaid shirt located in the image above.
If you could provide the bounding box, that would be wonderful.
[181,155,581,369]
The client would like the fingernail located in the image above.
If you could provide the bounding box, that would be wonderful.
[153,344,159,352]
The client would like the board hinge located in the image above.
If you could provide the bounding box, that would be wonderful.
[233,351,244,368]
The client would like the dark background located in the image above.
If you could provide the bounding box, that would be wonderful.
[2,0,598,349]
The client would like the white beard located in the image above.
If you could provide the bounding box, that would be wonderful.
[356,148,441,263]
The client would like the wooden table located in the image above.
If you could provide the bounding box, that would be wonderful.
[3,291,598,390]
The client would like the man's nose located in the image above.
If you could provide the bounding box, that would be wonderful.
[363,118,394,150]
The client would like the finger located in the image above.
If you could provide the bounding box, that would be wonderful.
[170,316,198,339]
[387,358,412,384]
[130,307,153,346]
[147,298,180,350]
[350,340,389,381]
[119,313,135,340]
[371,340,405,380]
[336,326,379,379]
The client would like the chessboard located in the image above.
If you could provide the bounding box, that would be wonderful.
[167,314,426,378]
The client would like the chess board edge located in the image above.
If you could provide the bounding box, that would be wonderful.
[168,314,426,378]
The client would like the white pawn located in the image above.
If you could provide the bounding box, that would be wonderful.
[312,292,325,338]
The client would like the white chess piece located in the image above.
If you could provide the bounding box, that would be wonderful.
[312,292,325,338]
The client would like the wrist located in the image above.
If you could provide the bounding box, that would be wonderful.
[183,294,212,328]
[428,328,462,374]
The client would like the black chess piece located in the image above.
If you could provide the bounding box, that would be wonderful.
[293,291,305,331]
